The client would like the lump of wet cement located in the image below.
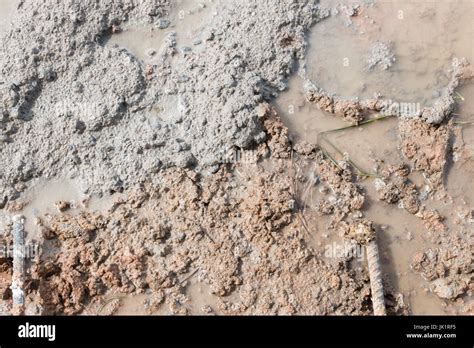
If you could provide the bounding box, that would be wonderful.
[367,41,396,71]
[420,58,473,124]
[0,0,327,200]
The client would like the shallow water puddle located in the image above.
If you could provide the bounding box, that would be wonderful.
[111,281,222,315]
[307,0,474,105]
[291,157,449,313]
[106,0,220,62]
[105,26,170,63]
[453,83,474,154]
[172,0,220,47]
[86,192,123,213]
[446,83,474,209]
[274,75,348,137]
[183,281,222,314]
[275,0,474,314]
[19,179,83,240]
[16,179,122,240]
[275,75,401,174]
[361,182,446,314]
[447,157,474,207]
[326,117,400,175]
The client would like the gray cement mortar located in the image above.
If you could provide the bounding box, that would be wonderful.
[0,0,329,202]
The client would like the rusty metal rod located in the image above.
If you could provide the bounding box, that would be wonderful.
[366,239,386,316]
[11,215,25,316]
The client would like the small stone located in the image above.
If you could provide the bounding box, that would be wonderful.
[111,24,122,34]
[146,49,156,58]
[38,67,56,81]
[41,226,56,240]
[202,305,213,314]
[55,200,71,213]
[157,19,170,29]
[431,279,455,299]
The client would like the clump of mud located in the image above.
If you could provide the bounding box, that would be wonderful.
[3,106,389,315]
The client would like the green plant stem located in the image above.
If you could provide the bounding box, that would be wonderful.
[316,115,395,178]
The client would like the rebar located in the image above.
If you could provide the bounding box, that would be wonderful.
[366,239,386,316]
[11,215,25,316]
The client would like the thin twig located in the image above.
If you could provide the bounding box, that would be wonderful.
[179,269,199,286]
[97,295,124,315]
[454,121,474,126]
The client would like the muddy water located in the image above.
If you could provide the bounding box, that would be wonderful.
[289,158,448,314]
[274,75,348,137]
[19,180,83,240]
[449,83,474,206]
[106,0,220,62]
[275,80,431,311]
[171,0,221,47]
[15,176,128,240]
[275,75,401,174]
[307,0,474,106]
[294,164,453,314]
[105,26,170,63]
[113,281,222,315]
[276,0,474,314]
[361,182,446,315]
